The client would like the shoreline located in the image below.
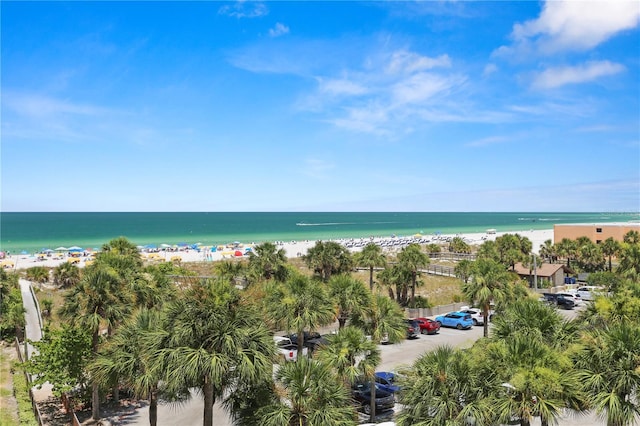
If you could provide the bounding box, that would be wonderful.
[0,228,553,271]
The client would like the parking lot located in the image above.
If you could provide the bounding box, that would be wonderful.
[118,305,602,426]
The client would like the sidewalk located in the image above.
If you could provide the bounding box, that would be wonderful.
[19,279,73,425]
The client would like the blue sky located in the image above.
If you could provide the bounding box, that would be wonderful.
[2,1,639,212]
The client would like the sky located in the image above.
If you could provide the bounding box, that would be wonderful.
[1,1,639,212]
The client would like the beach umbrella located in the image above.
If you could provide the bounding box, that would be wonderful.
[234,251,243,257]
[55,247,68,251]
[68,246,83,251]
[20,250,29,255]
[144,244,157,249]
[160,244,171,248]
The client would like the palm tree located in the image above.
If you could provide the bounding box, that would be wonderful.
[449,236,471,254]
[263,274,335,357]
[577,241,606,272]
[101,236,142,259]
[328,274,371,329]
[488,335,583,426]
[454,259,474,284]
[158,278,275,426]
[256,356,356,426]
[575,322,640,426]
[539,239,557,264]
[90,308,170,426]
[353,243,386,291]
[52,262,81,288]
[316,326,380,386]
[247,241,289,282]
[496,234,526,270]
[316,326,380,421]
[397,345,492,426]
[303,241,352,282]
[491,298,579,347]
[59,262,133,420]
[618,239,640,281]
[556,238,577,269]
[601,237,621,272]
[377,264,410,303]
[461,258,511,338]
[477,240,500,262]
[26,266,49,288]
[350,294,406,345]
[624,230,640,245]
[397,243,429,305]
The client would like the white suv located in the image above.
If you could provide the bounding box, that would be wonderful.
[575,286,604,301]
[459,306,493,326]
[558,292,583,306]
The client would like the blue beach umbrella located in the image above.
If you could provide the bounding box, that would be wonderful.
[144,244,157,249]
[20,250,29,255]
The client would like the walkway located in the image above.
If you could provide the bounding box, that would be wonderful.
[19,279,70,425]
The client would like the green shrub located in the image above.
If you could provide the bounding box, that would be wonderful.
[408,296,432,308]
[11,365,38,425]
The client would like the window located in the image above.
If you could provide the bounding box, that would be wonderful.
[596,228,602,233]
[596,240,602,244]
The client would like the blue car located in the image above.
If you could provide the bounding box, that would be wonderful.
[435,311,473,330]
[375,372,401,394]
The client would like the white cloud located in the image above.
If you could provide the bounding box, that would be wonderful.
[218,1,268,18]
[391,72,462,105]
[317,78,369,96]
[483,63,498,76]
[531,60,625,89]
[500,0,640,55]
[465,136,510,147]
[386,50,451,74]
[269,22,290,38]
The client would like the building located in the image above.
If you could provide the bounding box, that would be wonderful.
[512,262,574,288]
[554,223,640,245]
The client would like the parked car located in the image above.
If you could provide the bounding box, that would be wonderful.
[558,292,583,306]
[287,331,327,353]
[459,306,493,326]
[351,382,395,415]
[435,312,473,330]
[404,319,420,339]
[414,317,441,335]
[375,371,401,394]
[541,293,575,310]
[575,286,605,301]
[274,336,308,362]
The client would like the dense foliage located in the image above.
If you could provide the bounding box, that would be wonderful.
[15,230,640,425]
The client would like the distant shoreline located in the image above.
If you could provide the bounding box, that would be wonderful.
[1,228,554,271]
[3,211,637,254]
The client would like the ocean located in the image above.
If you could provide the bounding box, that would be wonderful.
[1,212,638,253]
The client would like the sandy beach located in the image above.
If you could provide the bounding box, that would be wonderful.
[1,228,553,271]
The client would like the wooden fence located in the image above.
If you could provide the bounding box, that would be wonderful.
[13,337,43,426]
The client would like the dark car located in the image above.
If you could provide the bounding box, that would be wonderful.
[414,317,441,335]
[375,371,401,394]
[287,331,328,353]
[541,293,575,310]
[352,382,395,415]
[404,319,420,339]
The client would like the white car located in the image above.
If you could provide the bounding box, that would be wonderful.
[459,306,493,326]
[558,292,583,306]
[575,286,605,301]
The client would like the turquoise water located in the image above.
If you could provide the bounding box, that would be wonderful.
[1,212,638,253]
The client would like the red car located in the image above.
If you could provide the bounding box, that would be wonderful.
[414,317,441,335]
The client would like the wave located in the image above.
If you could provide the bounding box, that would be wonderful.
[296,222,355,226]
[296,221,398,227]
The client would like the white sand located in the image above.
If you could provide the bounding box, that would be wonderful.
[1,228,553,271]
